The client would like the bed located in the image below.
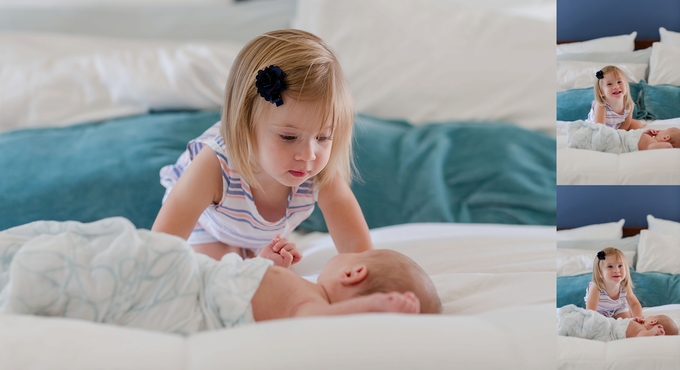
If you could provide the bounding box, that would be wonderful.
[556,217,680,369]
[0,0,557,368]
[556,25,680,185]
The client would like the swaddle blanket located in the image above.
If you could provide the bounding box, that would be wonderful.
[0,217,272,335]
[557,304,630,342]
[566,120,642,154]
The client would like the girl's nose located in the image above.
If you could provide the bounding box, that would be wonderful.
[295,140,316,161]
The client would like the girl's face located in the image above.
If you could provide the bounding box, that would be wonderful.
[252,96,333,189]
[600,255,626,284]
[600,71,627,103]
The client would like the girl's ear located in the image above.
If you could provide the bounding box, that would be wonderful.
[338,265,368,286]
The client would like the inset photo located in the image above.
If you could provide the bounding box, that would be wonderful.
[556,186,680,368]
[556,1,680,185]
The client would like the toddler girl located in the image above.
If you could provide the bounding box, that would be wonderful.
[584,247,642,319]
[152,29,373,263]
[586,65,644,130]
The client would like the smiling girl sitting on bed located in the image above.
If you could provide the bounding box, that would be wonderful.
[152,29,372,264]
[587,65,644,130]
[585,247,643,320]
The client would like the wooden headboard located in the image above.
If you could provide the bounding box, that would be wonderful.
[557,227,646,237]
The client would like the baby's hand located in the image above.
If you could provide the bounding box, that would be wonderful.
[652,324,665,336]
[369,291,420,314]
[257,235,302,268]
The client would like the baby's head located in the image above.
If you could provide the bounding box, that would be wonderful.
[592,247,633,290]
[645,315,679,336]
[317,249,442,314]
[593,65,633,108]
[656,127,680,148]
[221,28,355,189]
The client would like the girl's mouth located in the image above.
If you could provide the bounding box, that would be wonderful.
[289,170,307,178]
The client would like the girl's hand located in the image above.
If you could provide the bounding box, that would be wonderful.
[369,291,420,314]
[257,235,302,268]
[644,129,659,136]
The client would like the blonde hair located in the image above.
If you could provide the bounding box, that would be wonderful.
[221,29,355,190]
[592,247,633,291]
[357,250,442,314]
[593,65,634,110]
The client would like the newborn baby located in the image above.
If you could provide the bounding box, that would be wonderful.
[0,218,441,335]
[567,121,680,153]
[557,305,678,341]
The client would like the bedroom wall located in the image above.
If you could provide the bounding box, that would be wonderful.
[556,186,680,228]
[557,0,680,41]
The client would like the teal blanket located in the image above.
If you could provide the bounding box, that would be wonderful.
[557,269,680,308]
[1,111,556,231]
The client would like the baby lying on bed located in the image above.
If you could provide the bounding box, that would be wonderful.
[557,305,678,341]
[0,218,441,335]
[567,121,680,153]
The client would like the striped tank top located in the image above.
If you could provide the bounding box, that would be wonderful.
[160,122,317,251]
[584,282,629,318]
[586,100,630,129]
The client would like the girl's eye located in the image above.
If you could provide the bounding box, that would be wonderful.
[316,136,331,142]
[279,135,296,141]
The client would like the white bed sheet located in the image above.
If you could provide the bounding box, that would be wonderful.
[0,222,556,369]
[557,118,680,185]
[557,304,680,370]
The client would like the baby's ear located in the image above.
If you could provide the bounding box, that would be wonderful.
[339,265,368,286]
[659,134,672,142]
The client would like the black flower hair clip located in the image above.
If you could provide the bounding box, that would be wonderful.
[595,70,604,80]
[597,251,606,260]
[256,65,287,107]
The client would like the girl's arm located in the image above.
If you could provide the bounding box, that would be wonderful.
[152,147,223,239]
[585,284,600,311]
[618,110,633,130]
[592,103,606,125]
[625,285,644,318]
[317,173,373,253]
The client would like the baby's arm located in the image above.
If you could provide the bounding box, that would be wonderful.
[638,134,672,151]
[585,284,600,312]
[257,235,301,268]
[317,173,373,253]
[292,291,420,317]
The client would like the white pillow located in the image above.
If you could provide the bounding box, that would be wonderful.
[557,248,636,277]
[556,219,625,241]
[647,215,680,237]
[293,0,555,132]
[556,32,637,55]
[637,230,680,274]
[648,42,680,86]
[659,27,680,48]
[556,61,647,92]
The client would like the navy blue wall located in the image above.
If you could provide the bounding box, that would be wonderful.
[557,0,680,41]
[556,186,680,228]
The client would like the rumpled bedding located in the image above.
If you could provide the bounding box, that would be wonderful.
[566,120,642,153]
[557,304,630,342]
[0,217,271,335]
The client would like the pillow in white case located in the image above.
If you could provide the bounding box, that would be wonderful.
[557,248,636,277]
[637,230,680,274]
[556,219,625,241]
[659,27,680,48]
[648,42,680,86]
[556,61,647,92]
[647,215,680,237]
[292,0,555,132]
[556,32,637,55]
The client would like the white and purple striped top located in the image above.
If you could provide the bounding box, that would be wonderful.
[586,100,630,129]
[160,122,317,252]
[584,282,629,318]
